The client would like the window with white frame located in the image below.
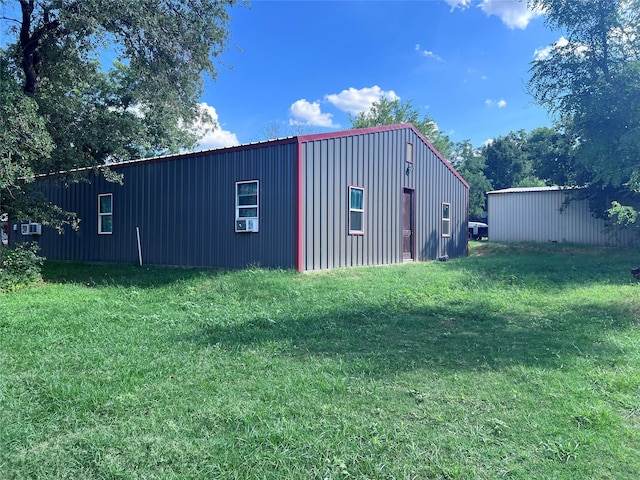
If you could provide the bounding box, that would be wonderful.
[235,180,259,232]
[441,202,451,237]
[349,186,365,235]
[98,193,113,234]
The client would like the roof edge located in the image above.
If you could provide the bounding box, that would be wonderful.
[35,137,300,178]
[297,123,470,190]
[487,186,579,195]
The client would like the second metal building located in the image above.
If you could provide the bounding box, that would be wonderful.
[487,186,638,246]
[18,123,469,271]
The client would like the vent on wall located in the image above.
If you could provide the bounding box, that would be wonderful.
[236,218,259,233]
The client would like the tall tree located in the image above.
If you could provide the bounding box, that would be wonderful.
[528,0,640,224]
[481,130,537,190]
[0,57,53,263]
[525,125,576,186]
[1,0,240,223]
[450,140,493,219]
[350,98,454,159]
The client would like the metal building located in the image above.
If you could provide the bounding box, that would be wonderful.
[12,124,469,271]
[487,186,638,246]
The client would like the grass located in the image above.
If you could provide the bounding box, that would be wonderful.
[1,242,640,479]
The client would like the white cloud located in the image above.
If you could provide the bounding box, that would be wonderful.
[533,44,553,61]
[480,0,542,29]
[533,36,590,61]
[485,98,507,108]
[289,99,336,127]
[445,0,473,8]
[415,44,443,61]
[191,103,240,150]
[447,0,543,29]
[534,35,568,60]
[325,86,399,115]
[422,49,444,61]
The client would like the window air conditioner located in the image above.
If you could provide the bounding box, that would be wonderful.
[236,218,259,233]
[21,223,42,235]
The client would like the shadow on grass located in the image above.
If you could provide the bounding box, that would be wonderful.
[42,242,640,291]
[181,296,637,375]
[42,244,640,376]
[41,261,233,289]
[461,242,640,289]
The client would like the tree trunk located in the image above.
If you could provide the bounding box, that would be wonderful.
[18,0,60,96]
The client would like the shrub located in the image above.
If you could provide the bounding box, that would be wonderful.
[0,242,45,292]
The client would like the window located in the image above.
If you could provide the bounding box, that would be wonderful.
[441,202,451,237]
[98,193,113,234]
[349,186,365,235]
[235,180,259,232]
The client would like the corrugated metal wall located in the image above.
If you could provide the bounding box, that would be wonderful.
[30,142,298,269]
[299,125,468,271]
[20,125,468,271]
[488,188,638,246]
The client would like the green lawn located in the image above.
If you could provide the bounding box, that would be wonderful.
[2,243,640,479]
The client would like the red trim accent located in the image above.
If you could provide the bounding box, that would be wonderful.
[297,123,411,143]
[348,185,366,235]
[409,125,469,189]
[295,141,304,272]
[35,138,300,177]
[402,186,416,261]
[36,124,468,195]
[466,185,470,257]
[297,123,469,190]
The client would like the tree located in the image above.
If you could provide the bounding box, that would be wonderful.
[261,121,319,141]
[481,130,540,190]
[450,140,493,219]
[525,125,576,186]
[1,0,240,221]
[0,56,53,264]
[350,98,454,159]
[528,0,640,225]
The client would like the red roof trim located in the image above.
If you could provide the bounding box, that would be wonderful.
[37,124,469,192]
[36,137,300,177]
[298,123,469,189]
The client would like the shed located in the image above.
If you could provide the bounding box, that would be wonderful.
[12,123,469,271]
[487,186,637,246]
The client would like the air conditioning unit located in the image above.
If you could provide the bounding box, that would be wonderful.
[21,223,42,235]
[236,218,259,233]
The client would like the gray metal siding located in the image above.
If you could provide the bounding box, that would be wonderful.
[23,125,468,272]
[488,189,638,246]
[32,143,298,269]
[300,126,468,271]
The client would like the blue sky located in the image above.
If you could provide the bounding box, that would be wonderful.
[196,0,563,152]
[0,0,563,153]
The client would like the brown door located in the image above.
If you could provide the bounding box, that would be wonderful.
[402,189,414,261]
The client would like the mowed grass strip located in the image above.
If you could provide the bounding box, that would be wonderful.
[1,243,639,479]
